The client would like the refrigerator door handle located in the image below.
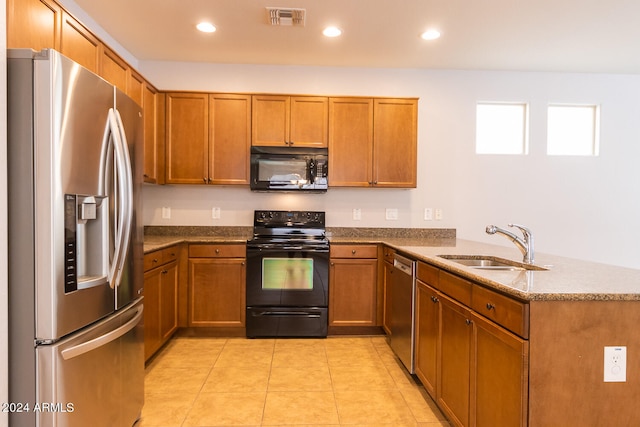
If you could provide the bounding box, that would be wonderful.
[105,108,133,291]
[60,305,143,361]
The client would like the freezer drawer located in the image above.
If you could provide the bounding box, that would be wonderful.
[32,300,144,427]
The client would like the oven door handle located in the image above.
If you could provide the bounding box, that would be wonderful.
[251,310,322,318]
[246,246,329,252]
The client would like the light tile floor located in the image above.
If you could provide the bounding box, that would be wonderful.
[138,336,450,426]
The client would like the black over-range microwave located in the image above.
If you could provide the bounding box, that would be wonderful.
[250,146,328,192]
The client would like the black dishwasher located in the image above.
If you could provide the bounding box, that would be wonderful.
[389,253,416,373]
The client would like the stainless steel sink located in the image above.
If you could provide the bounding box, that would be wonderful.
[437,255,549,271]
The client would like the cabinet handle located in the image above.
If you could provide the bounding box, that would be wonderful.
[203,177,207,183]
[208,177,212,183]
[241,261,245,266]
[161,270,168,274]
[351,249,356,255]
[153,258,159,264]
[486,303,495,311]
[215,248,220,254]
[430,296,439,303]
[465,319,473,326]
[330,262,335,267]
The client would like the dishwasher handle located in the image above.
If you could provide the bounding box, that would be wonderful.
[393,254,415,276]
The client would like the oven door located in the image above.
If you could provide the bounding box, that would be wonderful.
[246,246,329,307]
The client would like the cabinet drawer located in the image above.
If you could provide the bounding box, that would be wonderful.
[438,271,472,307]
[417,262,439,286]
[144,246,179,271]
[189,243,245,258]
[471,285,529,339]
[330,244,378,258]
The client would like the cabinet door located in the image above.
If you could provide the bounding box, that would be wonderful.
[329,258,377,326]
[189,258,246,327]
[290,96,328,147]
[209,94,251,184]
[382,260,393,335]
[7,0,61,50]
[126,69,145,107]
[438,295,473,427]
[373,98,418,188]
[159,261,179,341]
[143,268,162,361]
[328,97,373,186]
[473,313,529,427]
[143,84,163,184]
[165,93,209,184]
[100,46,128,93]
[60,12,100,73]
[415,280,440,398]
[252,95,289,146]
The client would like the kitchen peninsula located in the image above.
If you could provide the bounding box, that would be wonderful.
[144,226,640,427]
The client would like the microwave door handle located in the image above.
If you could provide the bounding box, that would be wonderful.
[308,158,316,183]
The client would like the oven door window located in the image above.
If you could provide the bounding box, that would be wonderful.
[262,258,313,290]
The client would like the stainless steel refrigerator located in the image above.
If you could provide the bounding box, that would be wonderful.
[7,49,144,427]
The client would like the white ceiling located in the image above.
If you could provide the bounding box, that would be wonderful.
[73,0,640,73]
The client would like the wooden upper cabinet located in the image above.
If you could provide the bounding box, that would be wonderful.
[252,95,328,147]
[127,69,145,107]
[328,97,374,186]
[143,83,164,184]
[7,0,62,50]
[100,46,128,93]
[60,11,100,73]
[373,98,418,188]
[290,96,328,147]
[209,94,251,185]
[165,93,209,184]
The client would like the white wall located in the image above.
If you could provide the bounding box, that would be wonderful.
[140,61,640,269]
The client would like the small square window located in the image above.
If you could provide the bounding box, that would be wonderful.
[476,103,528,154]
[547,105,599,156]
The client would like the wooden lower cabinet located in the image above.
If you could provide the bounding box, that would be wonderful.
[381,246,395,334]
[329,245,378,327]
[438,295,473,427]
[414,280,439,397]
[188,244,246,327]
[473,312,528,427]
[414,261,528,427]
[144,247,179,361]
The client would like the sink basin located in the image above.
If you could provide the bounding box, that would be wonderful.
[438,255,549,271]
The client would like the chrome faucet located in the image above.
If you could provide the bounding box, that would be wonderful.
[486,223,535,264]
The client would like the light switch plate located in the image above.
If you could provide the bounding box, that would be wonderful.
[424,208,433,221]
[385,208,398,220]
[161,207,171,219]
[212,207,221,219]
[353,208,362,220]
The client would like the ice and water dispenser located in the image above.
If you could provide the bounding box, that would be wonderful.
[64,194,109,293]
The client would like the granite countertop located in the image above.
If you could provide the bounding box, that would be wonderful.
[143,227,640,302]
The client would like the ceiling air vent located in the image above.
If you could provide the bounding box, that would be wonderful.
[266,7,306,26]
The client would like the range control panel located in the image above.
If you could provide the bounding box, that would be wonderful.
[253,210,325,228]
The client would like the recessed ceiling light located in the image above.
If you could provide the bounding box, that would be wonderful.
[197,22,216,33]
[323,26,342,37]
[421,29,441,41]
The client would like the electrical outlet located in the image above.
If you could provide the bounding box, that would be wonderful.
[424,208,433,221]
[353,208,362,220]
[161,207,171,219]
[604,346,627,382]
[212,207,221,219]
[385,208,398,220]
[435,208,443,220]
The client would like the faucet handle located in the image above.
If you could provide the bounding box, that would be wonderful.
[508,223,532,239]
